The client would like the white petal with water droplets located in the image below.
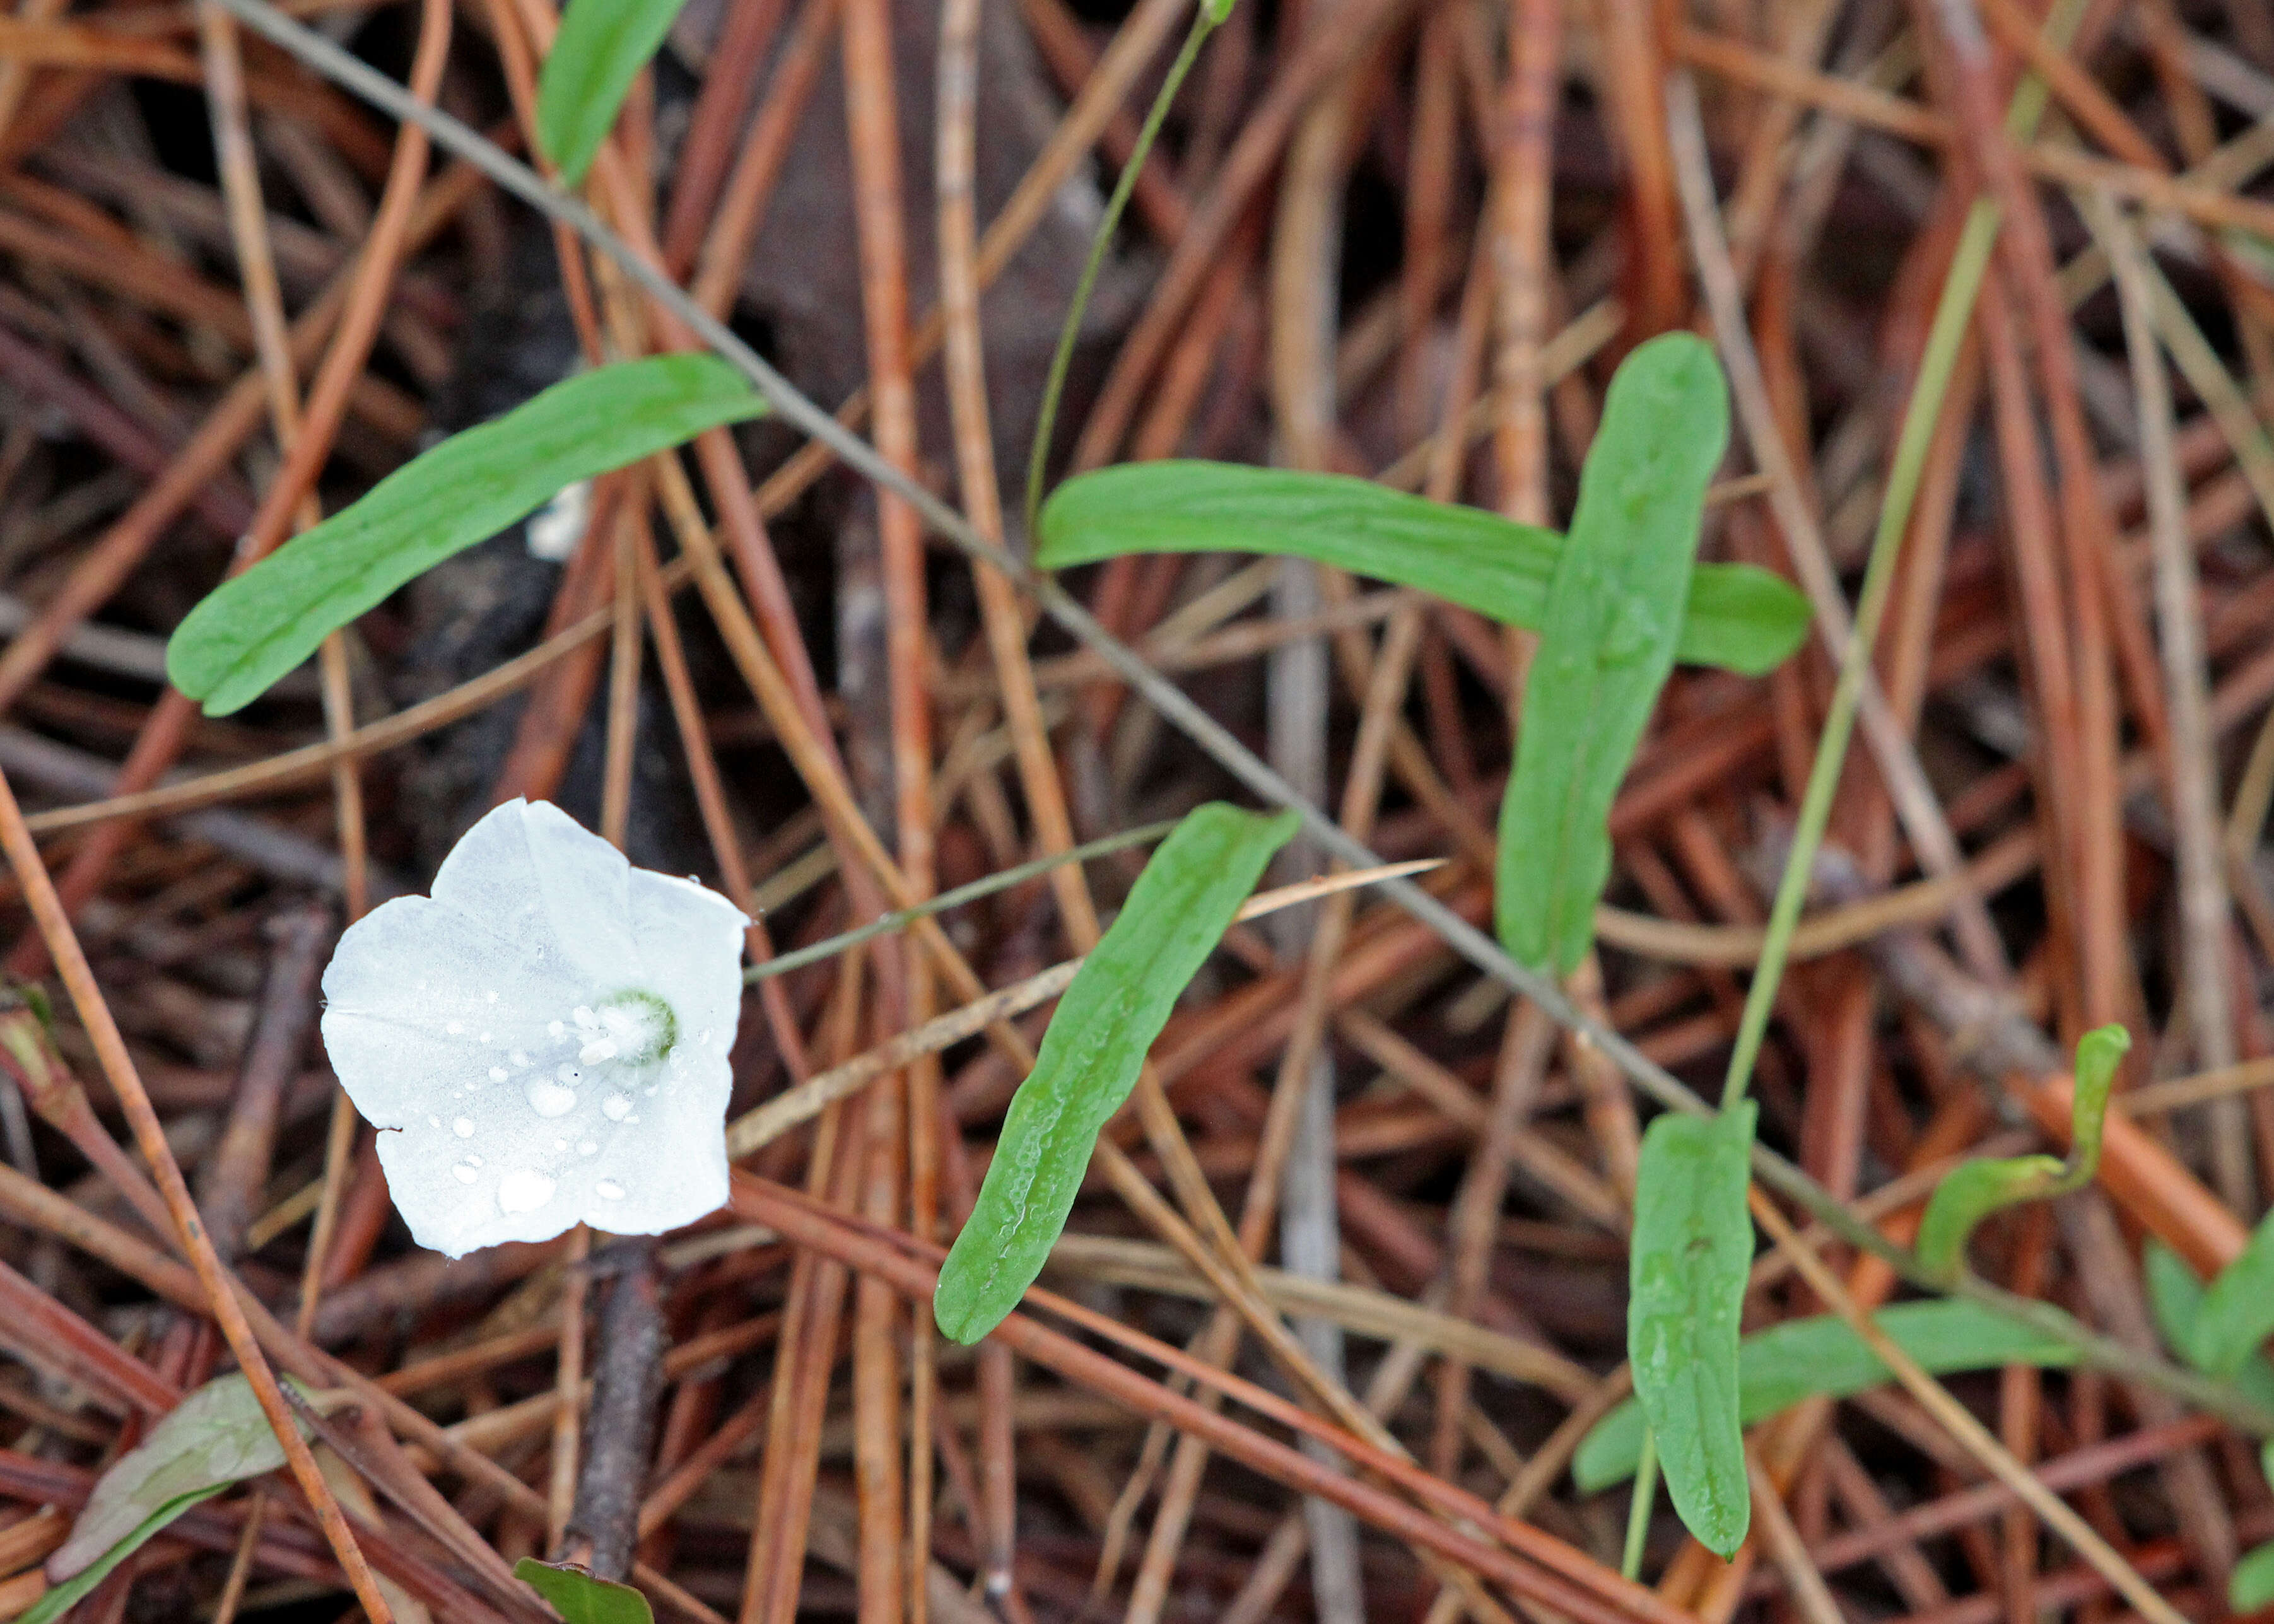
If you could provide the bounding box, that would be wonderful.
[320,799,749,1257]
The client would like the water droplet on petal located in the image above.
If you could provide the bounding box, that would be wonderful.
[510,1051,531,1067]
[453,1162,478,1184]
[525,1077,578,1117]
[578,1141,597,1156]
[454,1118,475,1138]
[548,1020,566,1039]
[445,1020,464,1035]
[489,1067,509,1083]
[467,1155,483,1168]
[497,1169,554,1213]
[479,1031,493,1043]
[602,1092,632,1121]
[596,1179,624,1201]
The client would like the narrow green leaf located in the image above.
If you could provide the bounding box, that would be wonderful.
[1914,1024,2128,1283]
[167,356,765,716]
[2067,1022,2128,1171]
[935,803,1299,1343]
[1497,333,1730,973]
[517,1557,656,1624]
[1628,1101,1757,1558]
[536,0,690,187]
[22,1485,230,1624]
[1034,461,1805,677]
[1574,1300,2082,1492]
[49,1372,321,1579]
[2234,1541,2274,1613]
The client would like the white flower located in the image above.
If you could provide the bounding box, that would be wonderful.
[320,800,749,1258]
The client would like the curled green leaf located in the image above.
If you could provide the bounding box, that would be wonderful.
[167,356,765,716]
[1914,1023,2128,1283]
[1576,1300,2080,1492]
[537,0,691,187]
[1034,462,1806,677]
[1629,1101,1757,1558]
[934,803,1299,1344]
[1497,332,1730,973]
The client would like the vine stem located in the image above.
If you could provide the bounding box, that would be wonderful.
[194,0,2274,1439]
[1023,0,1222,537]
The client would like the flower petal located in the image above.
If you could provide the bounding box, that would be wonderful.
[320,799,752,1258]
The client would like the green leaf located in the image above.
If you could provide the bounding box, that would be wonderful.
[1496,334,1730,973]
[2142,1237,2274,1421]
[536,0,690,187]
[1627,1101,1757,1558]
[2234,1541,2274,1613]
[2197,1208,2274,1376]
[49,1372,321,1579]
[1034,462,1805,677]
[167,356,765,716]
[1576,1300,2082,1492]
[935,803,1299,1343]
[1914,1024,2127,1283]
[517,1558,656,1623]
[22,1485,230,1624]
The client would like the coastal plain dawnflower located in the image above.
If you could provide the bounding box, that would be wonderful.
[320,799,749,1258]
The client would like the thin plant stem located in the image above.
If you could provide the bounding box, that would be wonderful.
[746,820,1178,983]
[1023,0,1222,535]
[1703,0,2088,1111]
[1621,1427,1658,1580]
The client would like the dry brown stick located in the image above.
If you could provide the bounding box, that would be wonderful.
[931,6,1067,1601]
[0,767,394,1618]
[6,0,455,978]
[2100,190,2244,1164]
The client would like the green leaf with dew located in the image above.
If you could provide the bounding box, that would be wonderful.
[1914,1024,2128,1283]
[22,1485,230,1624]
[1627,1100,1757,1558]
[536,0,690,187]
[1496,333,1730,973]
[1034,461,1805,678]
[517,1558,656,1623]
[1575,1299,2083,1492]
[935,803,1298,1343]
[168,356,765,716]
[49,1372,326,1580]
